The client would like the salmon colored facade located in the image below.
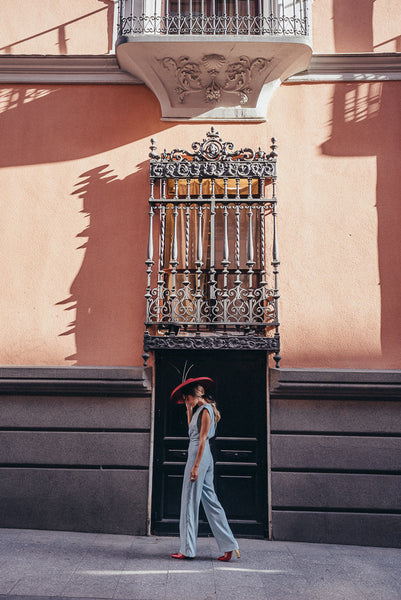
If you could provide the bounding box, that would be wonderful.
[0,1,400,545]
[1,81,401,368]
[1,2,401,368]
[2,1,400,55]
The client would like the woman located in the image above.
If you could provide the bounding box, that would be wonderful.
[170,376,240,561]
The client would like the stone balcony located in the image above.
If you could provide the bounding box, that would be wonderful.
[116,0,313,121]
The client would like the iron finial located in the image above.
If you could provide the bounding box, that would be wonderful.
[270,137,278,159]
[149,138,158,159]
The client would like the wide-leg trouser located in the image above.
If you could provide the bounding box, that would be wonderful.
[179,442,238,558]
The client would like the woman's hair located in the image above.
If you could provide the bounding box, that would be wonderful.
[183,384,221,423]
[204,392,221,424]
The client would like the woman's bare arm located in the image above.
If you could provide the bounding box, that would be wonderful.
[190,408,211,482]
[185,403,193,426]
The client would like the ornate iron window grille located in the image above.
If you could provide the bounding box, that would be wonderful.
[119,0,310,37]
[143,128,280,366]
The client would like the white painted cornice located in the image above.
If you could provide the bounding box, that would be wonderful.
[0,53,400,85]
[0,54,140,84]
[287,53,401,82]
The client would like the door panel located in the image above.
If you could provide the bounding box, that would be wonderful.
[152,350,268,538]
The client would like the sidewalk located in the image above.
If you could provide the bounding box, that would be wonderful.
[0,529,399,600]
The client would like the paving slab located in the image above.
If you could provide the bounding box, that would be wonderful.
[0,529,399,600]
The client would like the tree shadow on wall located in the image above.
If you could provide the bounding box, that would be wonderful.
[321,1,401,365]
[57,163,151,365]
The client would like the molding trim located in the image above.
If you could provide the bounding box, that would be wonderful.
[0,366,152,397]
[287,52,401,82]
[0,53,400,85]
[0,55,141,84]
[269,368,401,400]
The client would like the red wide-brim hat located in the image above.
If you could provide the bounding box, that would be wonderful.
[170,377,214,404]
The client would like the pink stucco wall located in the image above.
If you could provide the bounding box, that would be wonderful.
[0,0,114,55]
[312,0,401,53]
[0,1,400,368]
[0,79,400,368]
[1,1,400,56]
[269,81,401,368]
[0,84,157,366]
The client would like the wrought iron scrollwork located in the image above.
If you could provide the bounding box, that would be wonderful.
[119,13,309,38]
[144,128,280,365]
[144,332,280,352]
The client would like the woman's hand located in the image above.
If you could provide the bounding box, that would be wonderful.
[190,465,199,482]
[184,396,196,426]
[185,396,197,410]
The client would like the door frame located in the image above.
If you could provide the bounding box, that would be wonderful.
[148,349,271,538]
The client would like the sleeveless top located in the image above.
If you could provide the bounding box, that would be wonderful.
[188,403,216,443]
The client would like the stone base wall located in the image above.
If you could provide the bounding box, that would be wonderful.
[269,368,401,548]
[0,367,152,535]
[2,365,400,546]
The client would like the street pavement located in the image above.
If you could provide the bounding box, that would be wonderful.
[0,528,399,600]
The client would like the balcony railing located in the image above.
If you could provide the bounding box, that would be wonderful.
[119,0,310,37]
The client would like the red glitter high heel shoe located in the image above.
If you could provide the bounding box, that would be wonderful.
[218,549,240,562]
[171,552,194,560]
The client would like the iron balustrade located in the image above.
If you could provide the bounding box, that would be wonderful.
[144,129,280,364]
[119,0,310,36]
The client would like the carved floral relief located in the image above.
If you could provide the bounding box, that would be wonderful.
[159,53,271,105]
